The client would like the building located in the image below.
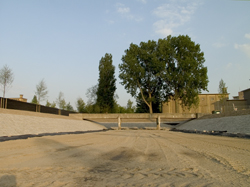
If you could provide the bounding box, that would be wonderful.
[162,94,229,114]
[162,88,250,114]
[237,88,250,105]
[9,94,27,102]
[228,88,250,111]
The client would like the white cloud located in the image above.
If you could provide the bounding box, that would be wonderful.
[137,0,147,4]
[117,3,130,14]
[153,20,174,36]
[226,63,232,69]
[213,42,226,48]
[235,43,250,58]
[152,1,199,36]
[235,33,250,58]
[245,33,250,39]
[116,3,143,22]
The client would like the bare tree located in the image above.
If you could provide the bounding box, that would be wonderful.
[86,84,98,105]
[0,65,14,98]
[56,91,66,110]
[35,79,48,104]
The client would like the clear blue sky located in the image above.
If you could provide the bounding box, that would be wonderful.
[0,0,250,109]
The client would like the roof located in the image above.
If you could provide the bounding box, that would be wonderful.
[240,88,250,92]
[199,93,229,95]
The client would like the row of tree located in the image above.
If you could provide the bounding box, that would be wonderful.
[1,35,210,113]
[85,35,209,114]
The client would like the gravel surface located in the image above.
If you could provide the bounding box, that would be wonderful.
[176,111,250,135]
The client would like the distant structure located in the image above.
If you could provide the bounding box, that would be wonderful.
[162,89,250,114]
[162,93,229,114]
[236,88,250,105]
[9,94,27,102]
[229,88,250,111]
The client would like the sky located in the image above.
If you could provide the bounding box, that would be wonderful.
[0,0,250,109]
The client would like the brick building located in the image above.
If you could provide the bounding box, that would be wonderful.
[162,94,229,114]
[162,88,250,114]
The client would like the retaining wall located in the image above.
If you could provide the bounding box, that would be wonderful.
[0,97,75,116]
[70,113,205,121]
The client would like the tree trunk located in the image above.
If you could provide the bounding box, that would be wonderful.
[138,81,153,114]
[175,99,179,113]
[149,92,153,114]
[174,89,179,113]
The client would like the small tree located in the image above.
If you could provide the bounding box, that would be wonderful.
[51,101,56,108]
[218,79,228,112]
[46,100,51,107]
[56,92,66,110]
[66,102,74,111]
[31,95,38,104]
[76,97,86,113]
[45,100,56,108]
[86,85,98,105]
[35,79,48,104]
[126,99,135,113]
[0,65,14,98]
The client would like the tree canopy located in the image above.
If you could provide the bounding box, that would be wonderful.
[119,35,208,113]
[96,53,117,113]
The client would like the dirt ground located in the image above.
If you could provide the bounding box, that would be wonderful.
[0,130,250,187]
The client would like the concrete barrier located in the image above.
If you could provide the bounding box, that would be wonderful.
[70,113,200,120]
[69,113,206,130]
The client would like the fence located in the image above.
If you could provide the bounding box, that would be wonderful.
[0,97,75,116]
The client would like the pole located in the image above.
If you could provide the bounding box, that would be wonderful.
[157,116,161,130]
[118,116,121,130]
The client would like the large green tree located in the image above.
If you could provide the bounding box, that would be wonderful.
[119,40,164,113]
[160,35,208,112]
[96,53,116,113]
[119,35,208,113]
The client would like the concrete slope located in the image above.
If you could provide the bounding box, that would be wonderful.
[176,115,250,134]
[0,113,106,137]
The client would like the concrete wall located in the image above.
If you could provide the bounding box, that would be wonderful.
[224,100,248,111]
[0,97,75,116]
[70,113,200,120]
[162,94,226,114]
[243,89,250,105]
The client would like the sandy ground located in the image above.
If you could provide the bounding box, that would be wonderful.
[0,130,250,187]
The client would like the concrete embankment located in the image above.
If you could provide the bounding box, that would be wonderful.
[174,114,250,137]
[0,109,106,139]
